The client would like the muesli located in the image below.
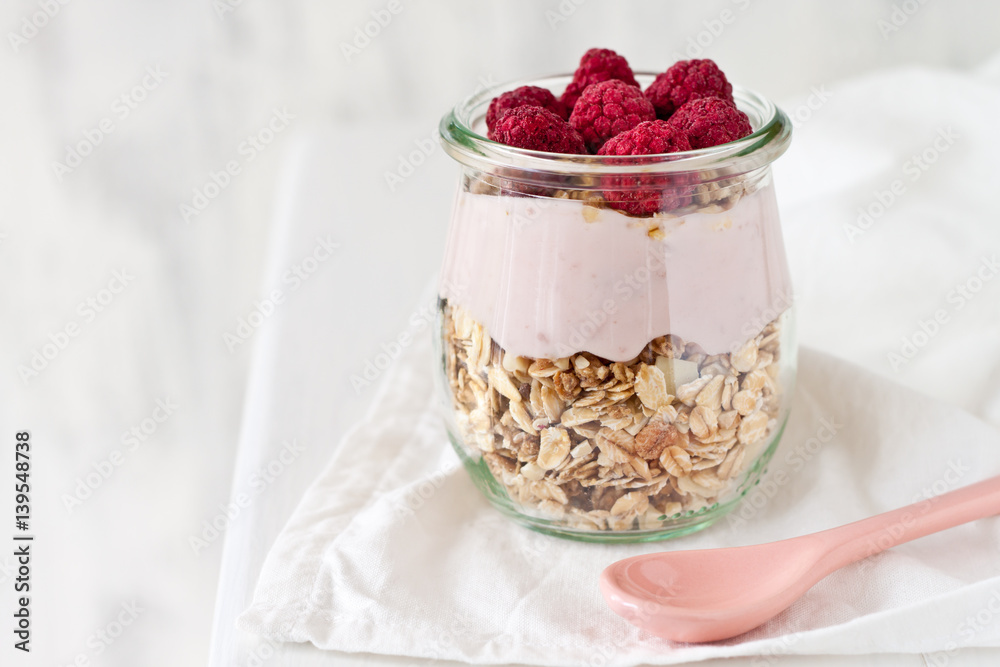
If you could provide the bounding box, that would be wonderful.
[442,302,783,532]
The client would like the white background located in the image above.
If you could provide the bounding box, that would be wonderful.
[1,1,999,665]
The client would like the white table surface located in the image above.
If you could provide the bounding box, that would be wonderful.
[207,121,1000,666]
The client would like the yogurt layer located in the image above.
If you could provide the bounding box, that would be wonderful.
[439,185,792,361]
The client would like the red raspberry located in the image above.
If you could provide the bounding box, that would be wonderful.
[488,105,587,155]
[645,59,734,119]
[597,120,691,156]
[486,85,566,132]
[597,121,692,216]
[666,97,752,149]
[560,48,640,112]
[569,80,655,153]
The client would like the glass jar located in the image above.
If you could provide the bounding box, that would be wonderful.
[436,74,795,542]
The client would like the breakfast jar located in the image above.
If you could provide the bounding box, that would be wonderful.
[436,73,794,542]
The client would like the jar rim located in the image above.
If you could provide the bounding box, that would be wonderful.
[439,72,791,178]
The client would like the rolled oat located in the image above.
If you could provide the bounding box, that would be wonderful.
[442,301,785,532]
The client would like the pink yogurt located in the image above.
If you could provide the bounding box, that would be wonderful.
[439,184,792,361]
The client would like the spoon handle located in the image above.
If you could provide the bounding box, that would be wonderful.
[815,473,1000,572]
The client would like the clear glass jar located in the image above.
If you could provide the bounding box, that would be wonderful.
[436,74,795,542]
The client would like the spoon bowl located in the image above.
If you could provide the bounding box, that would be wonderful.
[601,533,829,642]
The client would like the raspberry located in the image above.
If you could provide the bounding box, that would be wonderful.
[488,105,587,155]
[569,80,655,153]
[597,120,691,156]
[560,47,640,112]
[644,59,734,119]
[485,85,566,132]
[596,121,692,216]
[666,97,752,149]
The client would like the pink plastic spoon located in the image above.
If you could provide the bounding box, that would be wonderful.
[600,474,1000,643]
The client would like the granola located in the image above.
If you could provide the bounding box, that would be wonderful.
[464,170,756,218]
[442,301,785,533]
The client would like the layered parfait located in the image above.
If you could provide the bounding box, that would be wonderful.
[438,50,793,537]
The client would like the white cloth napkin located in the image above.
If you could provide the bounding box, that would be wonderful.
[237,322,1000,665]
[237,64,1000,664]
